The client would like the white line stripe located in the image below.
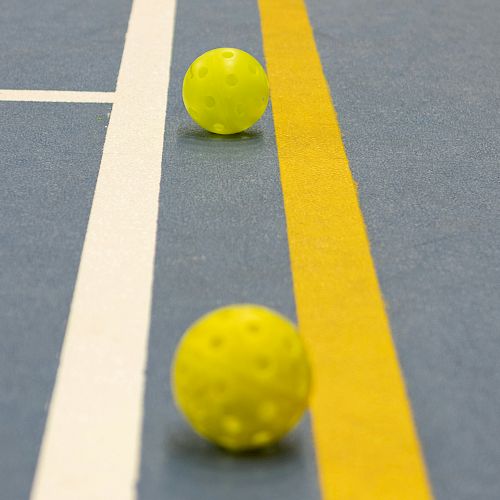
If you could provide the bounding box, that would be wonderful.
[0,90,115,103]
[30,1,176,499]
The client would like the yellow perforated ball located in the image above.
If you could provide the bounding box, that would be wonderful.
[171,305,311,451]
[182,48,270,134]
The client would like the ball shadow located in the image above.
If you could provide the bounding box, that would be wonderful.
[165,424,301,467]
[156,418,313,498]
[176,124,264,150]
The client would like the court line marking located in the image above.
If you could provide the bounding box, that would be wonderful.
[258,0,433,498]
[0,90,115,103]
[29,0,176,499]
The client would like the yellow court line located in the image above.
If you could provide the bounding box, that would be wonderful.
[258,0,433,498]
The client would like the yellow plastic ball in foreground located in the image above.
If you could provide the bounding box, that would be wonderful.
[182,48,270,134]
[171,305,311,451]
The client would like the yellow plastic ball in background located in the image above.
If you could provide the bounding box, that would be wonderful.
[171,304,311,451]
[182,48,270,135]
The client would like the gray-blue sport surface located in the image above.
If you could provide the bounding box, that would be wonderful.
[0,103,110,500]
[138,0,321,498]
[0,0,499,499]
[307,0,500,498]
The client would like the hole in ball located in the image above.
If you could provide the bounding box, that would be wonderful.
[198,67,208,78]
[252,431,272,446]
[226,74,238,86]
[258,401,277,422]
[256,356,270,370]
[222,51,234,58]
[222,415,242,435]
[210,335,223,348]
[205,96,215,108]
[247,321,260,333]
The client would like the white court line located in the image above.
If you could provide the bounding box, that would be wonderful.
[0,90,115,103]
[30,0,176,499]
